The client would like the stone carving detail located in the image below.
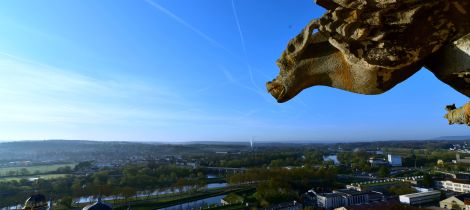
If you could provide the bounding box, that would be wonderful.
[445,103,470,125]
[267,0,469,103]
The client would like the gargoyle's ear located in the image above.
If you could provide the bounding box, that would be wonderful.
[289,19,320,58]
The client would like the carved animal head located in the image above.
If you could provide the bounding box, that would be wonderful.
[266,0,470,104]
[266,20,334,102]
[445,104,457,111]
[444,113,453,125]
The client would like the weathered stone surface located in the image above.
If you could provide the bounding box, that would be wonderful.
[444,102,470,125]
[426,33,470,97]
[267,0,470,104]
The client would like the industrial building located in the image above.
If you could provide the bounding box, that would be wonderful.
[398,190,440,205]
[316,189,384,209]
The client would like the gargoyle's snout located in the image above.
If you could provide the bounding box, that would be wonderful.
[266,79,288,103]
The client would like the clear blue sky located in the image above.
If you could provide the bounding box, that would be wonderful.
[0,0,468,142]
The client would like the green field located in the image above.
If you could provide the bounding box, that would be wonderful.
[0,163,76,176]
[0,173,70,182]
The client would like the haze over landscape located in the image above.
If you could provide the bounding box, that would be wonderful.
[0,0,468,142]
[2,1,470,209]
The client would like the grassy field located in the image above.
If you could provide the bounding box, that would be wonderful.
[0,163,76,175]
[0,173,70,182]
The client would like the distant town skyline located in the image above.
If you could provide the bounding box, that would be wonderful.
[0,0,469,142]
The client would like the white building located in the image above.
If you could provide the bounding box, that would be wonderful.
[436,180,470,193]
[317,193,345,209]
[316,189,383,209]
[399,190,440,205]
[388,154,402,167]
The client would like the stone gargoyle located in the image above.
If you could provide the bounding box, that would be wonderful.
[445,102,470,125]
[267,0,470,118]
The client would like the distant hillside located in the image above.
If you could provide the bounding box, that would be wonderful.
[0,140,251,163]
[432,136,470,140]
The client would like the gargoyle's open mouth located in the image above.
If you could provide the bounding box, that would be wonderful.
[266,80,287,103]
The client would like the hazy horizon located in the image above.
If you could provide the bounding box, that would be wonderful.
[0,0,469,142]
[2,135,470,144]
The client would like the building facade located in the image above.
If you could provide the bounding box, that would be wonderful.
[436,180,470,193]
[316,189,384,209]
[317,193,345,209]
[440,194,470,210]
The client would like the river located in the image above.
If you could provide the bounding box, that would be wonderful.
[1,182,229,210]
[323,154,340,165]
[157,194,226,210]
[76,182,228,204]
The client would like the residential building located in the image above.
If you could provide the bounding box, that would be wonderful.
[398,190,440,205]
[465,198,470,210]
[440,193,470,210]
[436,180,470,193]
[387,154,402,167]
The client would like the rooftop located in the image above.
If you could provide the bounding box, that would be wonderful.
[318,193,343,198]
[334,189,368,196]
[455,193,470,202]
[399,190,440,198]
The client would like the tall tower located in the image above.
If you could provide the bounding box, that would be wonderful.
[250,137,254,151]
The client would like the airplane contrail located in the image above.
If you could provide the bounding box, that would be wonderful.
[145,0,274,104]
[230,1,264,94]
[231,0,247,56]
[144,0,229,51]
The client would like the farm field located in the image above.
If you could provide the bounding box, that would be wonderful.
[0,173,70,182]
[0,163,76,176]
